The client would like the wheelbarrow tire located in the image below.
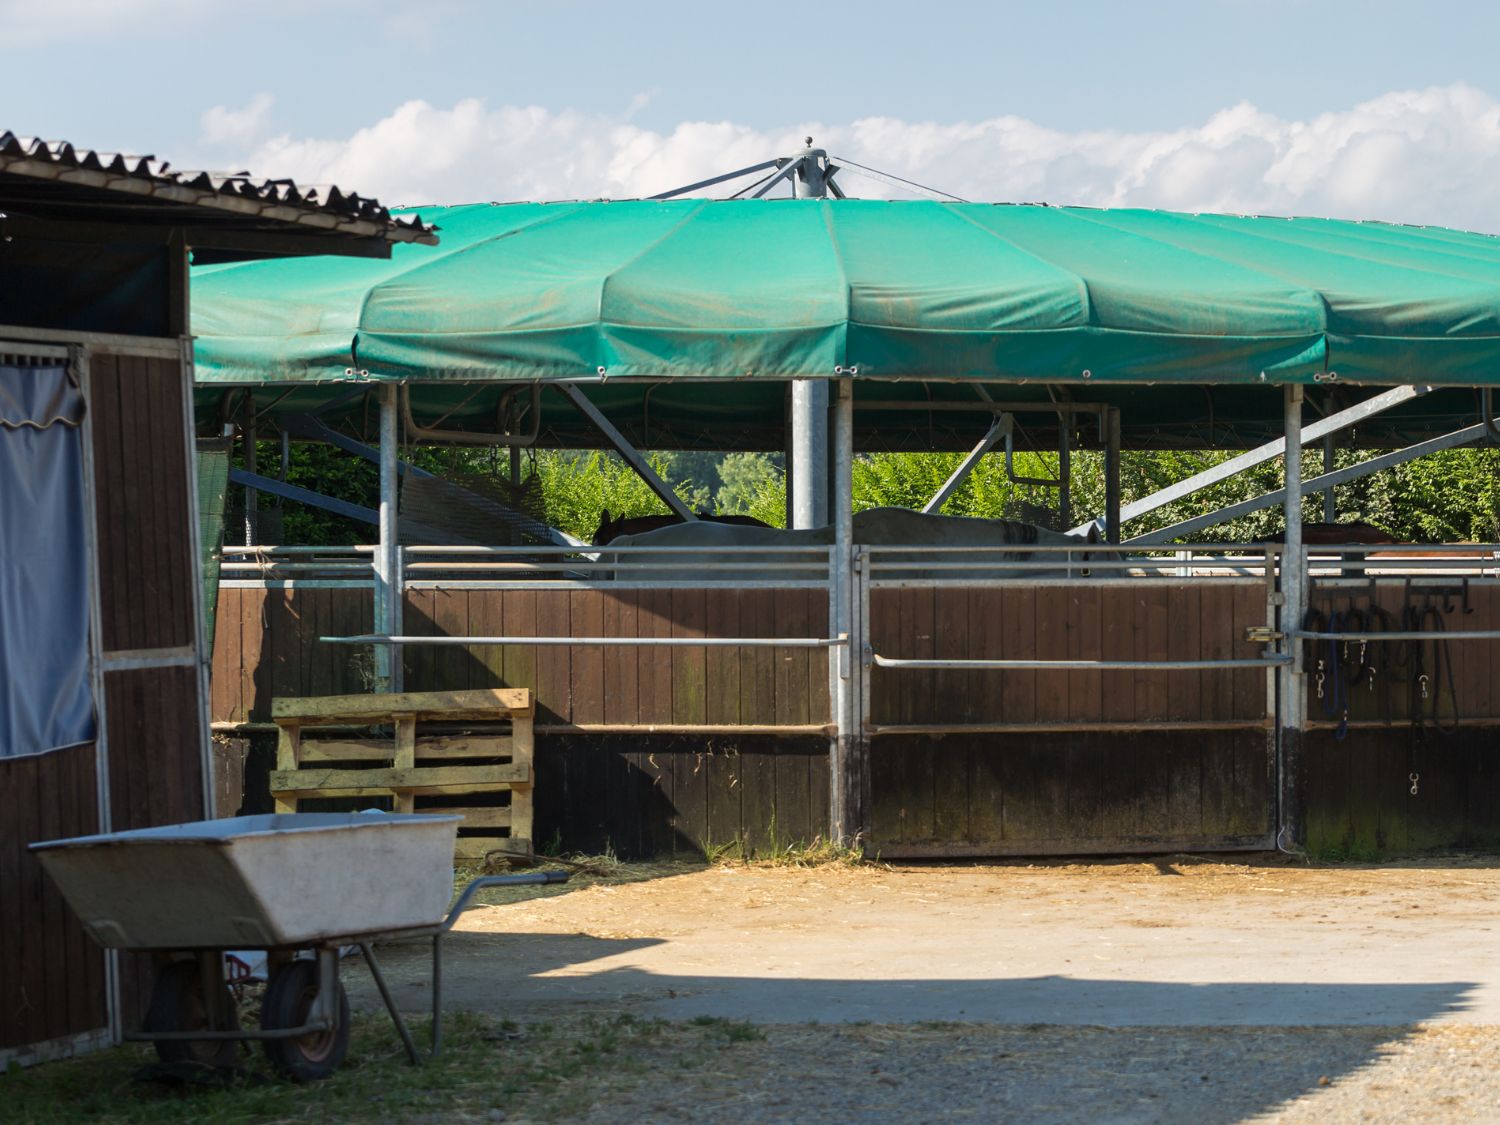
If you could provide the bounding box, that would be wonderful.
[144,959,240,1068]
[261,959,350,1081]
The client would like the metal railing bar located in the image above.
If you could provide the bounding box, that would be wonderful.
[868,719,1272,735]
[322,634,846,649]
[1297,629,1500,641]
[871,654,1289,670]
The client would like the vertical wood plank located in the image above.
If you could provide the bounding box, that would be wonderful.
[1033,586,1069,723]
[705,590,741,725]
[502,589,538,709]
[773,588,811,727]
[931,587,970,843]
[602,590,639,725]
[535,591,571,725]
[999,587,1036,724]
[1100,585,1136,723]
[671,589,708,726]
[570,590,605,725]
[638,589,673,725]
[1135,585,1170,722]
[898,588,935,843]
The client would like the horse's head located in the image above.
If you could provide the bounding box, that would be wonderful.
[593,509,617,547]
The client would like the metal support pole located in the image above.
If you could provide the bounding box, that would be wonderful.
[1278,385,1306,853]
[1322,433,1336,523]
[830,378,858,846]
[242,394,258,546]
[375,384,401,691]
[923,415,1006,514]
[1104,408,1122,545]
[557,383,695,521]
[791,379,829,527]
[1057,412,1072,530]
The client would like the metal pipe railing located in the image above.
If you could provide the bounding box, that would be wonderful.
[322,633,846,649]
[871,654,1289,671]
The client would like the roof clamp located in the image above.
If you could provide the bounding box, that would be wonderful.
[596,366,607,380]
[833,364,860,376]
[1314,371,1339,384]
[1081,369,1092,381]
[342,367,370,379]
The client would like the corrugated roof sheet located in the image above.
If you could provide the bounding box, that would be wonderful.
[0,131,437,244]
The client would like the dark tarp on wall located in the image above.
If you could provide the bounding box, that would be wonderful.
[0,364,95,758]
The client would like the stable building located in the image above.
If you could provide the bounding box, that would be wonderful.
[0,131,434,1065]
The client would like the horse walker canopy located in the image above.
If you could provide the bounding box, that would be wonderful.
[192,198,1500,859]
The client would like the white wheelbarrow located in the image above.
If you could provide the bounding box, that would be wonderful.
[32,812,567,1080]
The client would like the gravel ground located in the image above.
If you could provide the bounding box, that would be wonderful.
[344,857,1500,1122]
[555,1024,1500,1125]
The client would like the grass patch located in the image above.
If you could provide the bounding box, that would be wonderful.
[0,1010,768,1124]
[704,822,876,869]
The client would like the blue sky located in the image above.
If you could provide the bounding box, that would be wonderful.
[8,0,1500,228]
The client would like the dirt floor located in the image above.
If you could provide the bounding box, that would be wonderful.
[345,854,1500,1121]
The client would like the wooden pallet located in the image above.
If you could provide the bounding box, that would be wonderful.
[269,688,534,861]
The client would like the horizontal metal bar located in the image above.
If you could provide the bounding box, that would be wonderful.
[402,580,829,591]
[322,634,845,648]
[222,580,374,589]
[210,719,837,737]
[867,576,1269,589]
[872,654,1289,670]
[0,324,183,357]
[412,560,829,571]
[868,719,1271,736]
[403,544,831,556]
[1305,717,1500,730]
[1297,630,1500,641]
[124,1022,330,1043]
[223,545,378,554]
[535,722,834,736]
[855,399,1111,415]
[100,645,198,671]
[231,468,378,524]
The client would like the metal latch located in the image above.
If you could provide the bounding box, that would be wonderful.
[1244,625,1283,644]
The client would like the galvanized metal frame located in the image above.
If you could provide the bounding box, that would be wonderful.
[60,342,120,1048]
[1129,418,1490,546]
[557,383,696,521]
[1072,383,1430,535]
[1277,386,1307,854]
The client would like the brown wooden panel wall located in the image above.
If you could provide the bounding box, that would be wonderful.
[0,743,107,1051]
[1302,581,1500,858]
[1304,581,1500,722]
[867,730,1272,857]
[88,352,195,653]
[868,582,1271,727]
[210,586,831,728]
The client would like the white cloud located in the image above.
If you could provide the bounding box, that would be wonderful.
[195,83,1500,233]
[199,93,275,150]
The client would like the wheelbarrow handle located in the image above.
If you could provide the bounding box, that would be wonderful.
[444,871,570,930]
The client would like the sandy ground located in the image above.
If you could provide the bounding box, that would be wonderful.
[348,856,1500,1121]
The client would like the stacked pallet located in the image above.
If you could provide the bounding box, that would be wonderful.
[269,688,534,861]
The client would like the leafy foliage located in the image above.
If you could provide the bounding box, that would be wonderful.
[233,436,1500,547]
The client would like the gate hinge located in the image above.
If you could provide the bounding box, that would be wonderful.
[1244,625,1282,644]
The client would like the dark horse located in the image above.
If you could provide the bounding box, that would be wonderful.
[593,509,774,546]
[1259,521,1398,545]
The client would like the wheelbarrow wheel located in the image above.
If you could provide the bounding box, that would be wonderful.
[144,959,240,1068]
[261,959,350,1081]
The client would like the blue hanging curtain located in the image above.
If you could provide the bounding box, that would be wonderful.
[0,364,95,758]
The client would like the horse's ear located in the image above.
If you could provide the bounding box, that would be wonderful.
[1088,523,1101,545]
[601,509,612,525]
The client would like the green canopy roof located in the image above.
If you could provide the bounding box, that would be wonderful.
[194,199,1500,388]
